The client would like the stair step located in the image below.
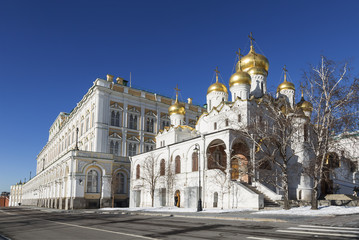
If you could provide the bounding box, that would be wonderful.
[240,182,281,207]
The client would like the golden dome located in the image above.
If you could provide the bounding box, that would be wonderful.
[237,46,269,73]
[229,71,251,87]
[207,67,228,94]
[207,82,228,94]
[277,81,295,92]
[247,66,267,76]
[277,68,295,92]
[168,99,185,115]
[297,90,313,112]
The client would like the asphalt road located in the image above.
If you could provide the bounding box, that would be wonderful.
[1,207,359,240]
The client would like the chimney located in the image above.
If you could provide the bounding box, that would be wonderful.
[187,98,192,104]
[116,77,124,85]
[107,74,114,82]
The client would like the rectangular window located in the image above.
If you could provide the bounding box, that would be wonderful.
[238,114,241,122]
[214,122,217,130]
[225,119,229,127]
[304,124,308,142]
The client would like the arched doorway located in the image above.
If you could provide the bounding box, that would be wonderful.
[231,141,251,183]
[207,139,227,171]
[174,190,180,207]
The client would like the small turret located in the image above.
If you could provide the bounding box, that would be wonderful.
[277,65,295,107]
[168,85,186,126]
[206,67,228,111]
[229,48,251,101]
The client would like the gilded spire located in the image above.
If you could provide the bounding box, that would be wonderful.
[215,66,220,83]
[300,83,304,98]
[283,65,288,82]
[236,48,243,70]
[277,65,295,92]
[174,84,180,103]
[248,32,255,52]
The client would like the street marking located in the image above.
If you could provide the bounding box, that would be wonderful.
[299,225,359,230]
[276,230,358,238]
[247,237,278,240]
[47,220,158,240]
[0,210,14,215]
[1,210,157,240]
[289,227,359,234]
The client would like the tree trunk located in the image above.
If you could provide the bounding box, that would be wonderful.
[151,189,154,207]
[311,185,318,210]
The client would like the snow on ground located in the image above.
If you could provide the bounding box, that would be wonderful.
[100,206,359,216]
[253,206,359,216]
[100,206,252,213]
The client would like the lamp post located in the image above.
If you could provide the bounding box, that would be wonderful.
[194,144,203,212]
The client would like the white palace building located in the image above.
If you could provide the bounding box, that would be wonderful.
[10,36,358,210]
[9,75,204,209]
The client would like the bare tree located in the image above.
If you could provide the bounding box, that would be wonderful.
[141,153,161,207]
[111,171,120,208]
[238,95,303,210]
[166,161,175,207]
[303,56,359,209]
[210,168,232,209]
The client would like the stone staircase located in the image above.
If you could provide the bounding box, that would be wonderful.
[241,182,281,208]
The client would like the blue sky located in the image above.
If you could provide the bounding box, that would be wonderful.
[1,0,359,192]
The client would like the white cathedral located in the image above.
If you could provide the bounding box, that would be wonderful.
[129,38,358,210]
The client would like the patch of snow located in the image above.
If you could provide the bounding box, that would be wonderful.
[252,206,359,216]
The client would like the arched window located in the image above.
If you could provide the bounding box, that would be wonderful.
[129,114,138,130]
[136,164,140,179]
[87,169,100,193]
[129,143,137,156]
[110,141,114,154]
[304,124,308,142]
[114,141,119,155]
[175,156,181,174]
[160,159,165,176]
[117,172,126,194]
[111,111,115,126]
[115,112,120,126]
[192,152,198,171]
[86,117,89,132]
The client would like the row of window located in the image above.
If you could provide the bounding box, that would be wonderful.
[135,153,199,179]
[110,111,180,131]
[87,169,127,194]
[109,141,155,156]
[42,112,95,171]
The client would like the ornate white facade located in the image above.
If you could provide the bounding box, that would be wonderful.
[130,40,359,210]
[10,75,204,209]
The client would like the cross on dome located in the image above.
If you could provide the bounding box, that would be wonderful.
[283,65,288,82]
[248,32,255,47]
[214,66,220,82]
[174,84,180,102]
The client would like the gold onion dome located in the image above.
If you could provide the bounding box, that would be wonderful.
[277,80,295,92]
[236,45,269,74]
[229,71,251,87]
[207,82,228,94]
[168,98,185,115]
[169,85,186,115]
[277,67,295,92]
[207,67,228,94]
[297,90,313,112]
